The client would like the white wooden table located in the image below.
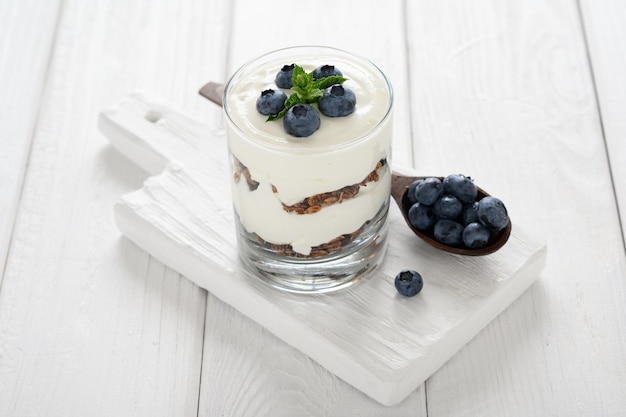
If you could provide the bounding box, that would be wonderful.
[1,0,625,415]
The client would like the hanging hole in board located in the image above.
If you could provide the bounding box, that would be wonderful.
[144,110,163,123]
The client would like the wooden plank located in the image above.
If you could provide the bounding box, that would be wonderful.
[0,0,229,415]
[579,0,626,244]
[405,0,626,415]
[200,296,427,416]
[0,0,62,283]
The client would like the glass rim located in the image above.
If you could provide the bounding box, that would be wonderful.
[223,45,394,153]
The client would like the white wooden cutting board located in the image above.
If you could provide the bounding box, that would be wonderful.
[98,93,547,406]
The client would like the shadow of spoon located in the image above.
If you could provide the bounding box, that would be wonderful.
[199,82,511,256]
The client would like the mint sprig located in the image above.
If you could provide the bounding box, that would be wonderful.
[267,64,347,121]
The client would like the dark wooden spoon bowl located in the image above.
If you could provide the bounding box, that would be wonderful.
[391,173,512,256]
[198,82,511,255]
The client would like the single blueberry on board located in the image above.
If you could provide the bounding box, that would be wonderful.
[275,64,295,89]
[414,177,443,205]
[433,219,464,246]
[394,270,424,297]
[443,174,478,203]
[318,84,356,117]
[408,202,437,230]
[256,89,287,116]
[433,194,463,219]
[283,104,321,137]
[312,64,343,80]
[477,196,509,231]
[462,222,491,249]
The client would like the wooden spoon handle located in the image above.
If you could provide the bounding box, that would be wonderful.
[391,173,422,207]
[199,82,224,106]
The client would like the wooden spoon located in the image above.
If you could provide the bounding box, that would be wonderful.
[391,174,511,256]
[199,82,512,256]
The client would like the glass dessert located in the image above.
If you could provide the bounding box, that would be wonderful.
[223,46,393,293]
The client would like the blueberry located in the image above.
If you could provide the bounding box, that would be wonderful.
[462,222,491,249]
[414,177,443,205]
[477,196,509,231]
[433,195,463,219]
[275,64,294,89]
[312,64,343,80]
[433,219,464,246]
[283,104,321,137]
[318,85,356,117]
[461,201,479,225]
[256,89,287,116]
[443,174,477,203]
[408,202,437,230]
[394,270,424,297]
[407,179,424,205]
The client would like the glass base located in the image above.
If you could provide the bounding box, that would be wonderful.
[236,204,389,294]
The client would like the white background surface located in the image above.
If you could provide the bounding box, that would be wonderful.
[1,0,625,416]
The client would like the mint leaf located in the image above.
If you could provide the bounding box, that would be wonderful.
[313,75,347,90]
[291,65,311,92]
[303,88,323,103]
[291,65,321,103]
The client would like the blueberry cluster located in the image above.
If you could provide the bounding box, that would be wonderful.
[255,64,357,138]
[406,174,509,249]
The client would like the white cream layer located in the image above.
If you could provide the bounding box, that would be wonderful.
[232,167,390,255]
[225,52,393,254]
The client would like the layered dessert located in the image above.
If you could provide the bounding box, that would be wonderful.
[223,47,393,291]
